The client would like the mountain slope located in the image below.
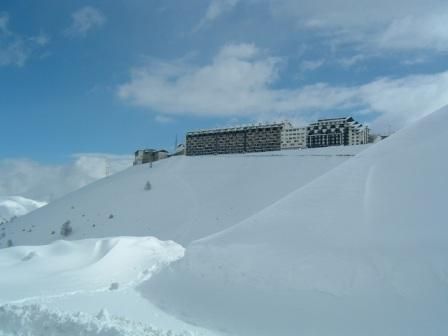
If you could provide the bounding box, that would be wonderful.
[1,146,366,248]
[141,107,448,336]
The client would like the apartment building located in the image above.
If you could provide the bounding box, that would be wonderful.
[281,125,307,149]
[185,116,369,156]
[186,123,286,156]
[306,117,369,148]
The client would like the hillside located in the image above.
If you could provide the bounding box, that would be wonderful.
[141,107,448,336]
[1,145,367,248]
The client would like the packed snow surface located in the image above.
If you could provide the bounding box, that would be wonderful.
[141,107,448,336]
[0,236,214,335]
[0,236,183,303]
[0,305,199,336]
[2,145,366,248]
[0,196,46,222]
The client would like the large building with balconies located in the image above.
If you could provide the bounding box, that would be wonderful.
[306,117,369,148]
[281,125,308,149]
[185,117,369,156]
[186,123,286,156]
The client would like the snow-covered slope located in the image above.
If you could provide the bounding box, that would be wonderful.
[141,107,448,336]
[0,196,47,222]
[1,146,366,248]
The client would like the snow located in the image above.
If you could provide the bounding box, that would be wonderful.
[0,236,215,335]
[0,196,46,222]
[140,106,448,336]
[0,305,202,336]
[0,236,183,303]
[2,145,367,248]
[1,107,446,335]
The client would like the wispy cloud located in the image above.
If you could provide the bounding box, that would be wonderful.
[270,0,448,53]
[29,31,50,46]
[194,0,239,31]
[0,13,49,67]
[300,59,325,72]
[65,6,106,37]
[119,42,448,131]
[337,54,367,68]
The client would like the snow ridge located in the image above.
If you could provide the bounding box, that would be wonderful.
[0,304,200,336]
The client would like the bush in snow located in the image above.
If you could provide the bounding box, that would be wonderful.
[144,181,152,191]
[109,282,119,291]
[60,220,73,237]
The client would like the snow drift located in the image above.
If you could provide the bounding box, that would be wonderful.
[141,107,448,336]
[0,304,200,336]
[0,236,183,303]
[3,146,366,248]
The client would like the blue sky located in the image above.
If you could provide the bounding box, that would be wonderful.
[2,0,448,164]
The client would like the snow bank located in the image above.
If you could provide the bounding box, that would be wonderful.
[0,304,201,336]
[0,196,46,222]
[4,146,367,248]
[141,107,448,336]
[0,236,184,303]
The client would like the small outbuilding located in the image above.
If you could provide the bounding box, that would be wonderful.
[133,149,169,165]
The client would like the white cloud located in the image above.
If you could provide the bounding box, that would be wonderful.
[30,31,50,46]
[0,154,132,202]
[269,0,448,52]
[0,13,49,67]
[119,43,448,131]
[337,54,366,68]
[0,13,9,34]
[118,43,282,117]
[375,12,448,51]
[65,6,106,37]
[300,59,325,72]
[195,0,239,31]
[0,39,28,67]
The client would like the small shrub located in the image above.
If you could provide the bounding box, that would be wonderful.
[7,239,13,247]
[108,214,114,219]
[109,282,119,291]
[51,231,55,235]
[60,220,73,237]
[22,251,36,261]
[144,181,151,191]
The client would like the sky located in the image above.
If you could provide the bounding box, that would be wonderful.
[1,0,448,168]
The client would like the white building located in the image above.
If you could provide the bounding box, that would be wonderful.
[281,124,307,149]
[307,117,369,148]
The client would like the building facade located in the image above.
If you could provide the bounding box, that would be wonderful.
[281,125,307,149]
[186,123,285,156]
[133,149,168,165]
[306,117,369,148]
